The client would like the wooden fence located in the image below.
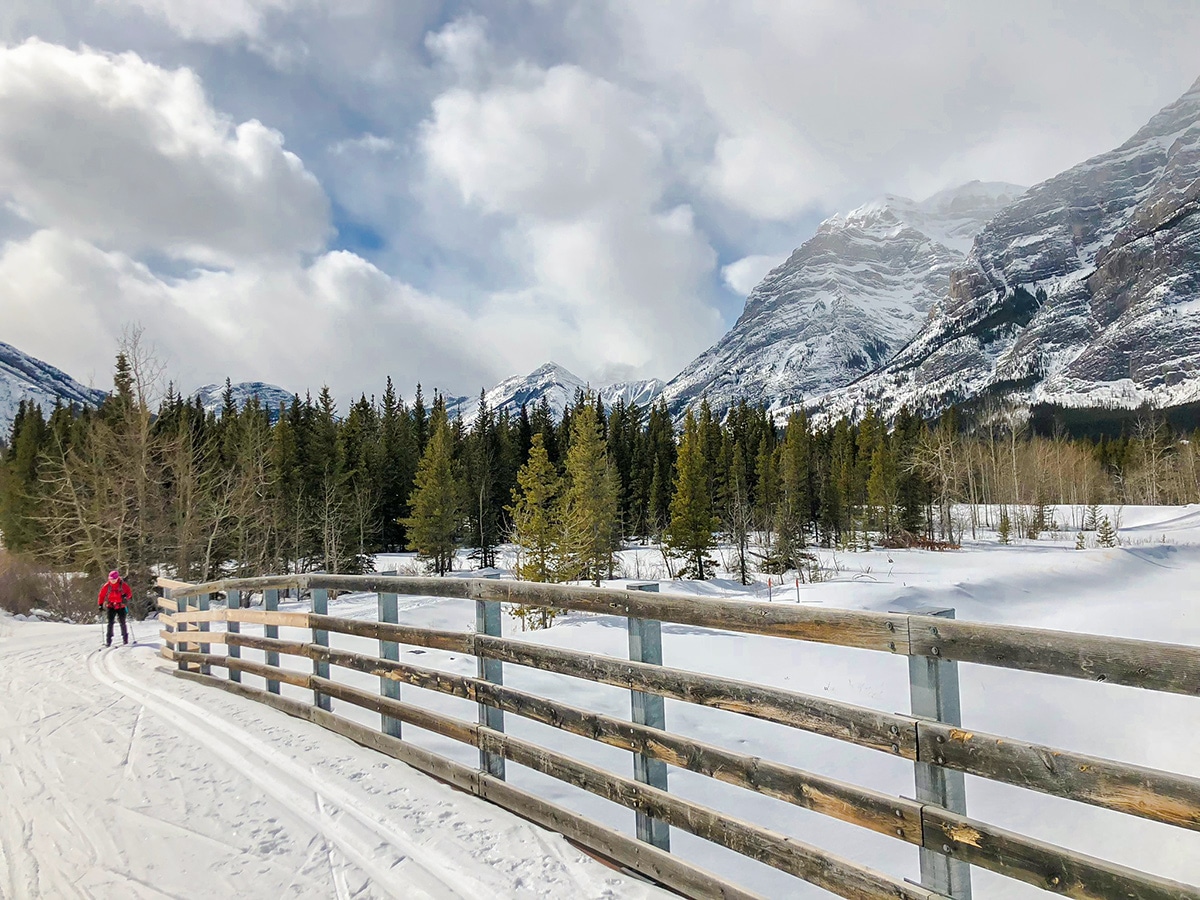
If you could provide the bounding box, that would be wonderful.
[155,573,1200,900]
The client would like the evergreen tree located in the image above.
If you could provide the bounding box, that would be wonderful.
[559,403,620,585]
[402,408,464,575]
[1097,514,1118,548]
[466,393,503,568]
[776,411,811,566]
[508,433,562,582]
[0,402,48,551]
[666,410,718,579]
[866,438,898,536]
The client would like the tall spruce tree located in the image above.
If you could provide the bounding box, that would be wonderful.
[776,411,811,566]
[402,408,464,575]
[559,403,620,585]
[508,433,561,582]
[666,410,718,579]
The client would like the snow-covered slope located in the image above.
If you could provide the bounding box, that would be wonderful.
[661,182,1025,420]
[192,381,296,421]
[448,362,665,422]
[825,76,1200,420]
[0,341,107,438]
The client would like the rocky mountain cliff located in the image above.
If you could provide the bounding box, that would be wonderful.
[446,362,665,422]
[0,341,107,439]
[661,181,1026,420]
[824,76,1200,420]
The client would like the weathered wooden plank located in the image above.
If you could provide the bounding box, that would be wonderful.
[919,721,1200,833]
[314,645,925,843]
[474,775,766,900]
[308,613,474,653]
[172,609,228,624]
[168,631,228,647]
[168,574,305,600]
[909,615,1200,696]
[155,577,194,592]
[309,574,473,599]
[224,633,310,658]
[310,675,940,900]
[922,807,1200,900]
[470,579,909,653]
[475,731,942,900]
[156,596,178,613]
[305,611,916,756]
[173,651,312,690]
[159,645,175,662]
[473,632,918,758]
[168,668,764,900]
[226,608,311,629]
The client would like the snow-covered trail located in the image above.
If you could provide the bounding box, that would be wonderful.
[0,620,666,900]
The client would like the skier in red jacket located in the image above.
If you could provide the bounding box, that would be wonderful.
[98,570,132,646]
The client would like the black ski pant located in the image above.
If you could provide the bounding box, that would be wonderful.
[105,607,128,645]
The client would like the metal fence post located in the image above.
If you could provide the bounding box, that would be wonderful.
[311,588,331,711]
[264,588,280,694]
[198,593,212,675]
[476,574,505,780]
[175,594,188,671]
[378,591,402,738]
[908,607,972,899]
[627,582,670,851]
[226,590,241,683]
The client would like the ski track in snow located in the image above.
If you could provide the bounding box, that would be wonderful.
[0,621,662,900]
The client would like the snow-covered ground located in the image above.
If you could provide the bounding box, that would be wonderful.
[3,505,1199,898]
[0,619,668,899]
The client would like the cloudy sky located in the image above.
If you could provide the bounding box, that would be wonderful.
[1,1,1198,404]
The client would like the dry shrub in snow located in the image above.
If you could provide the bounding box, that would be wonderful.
[0,551,96,621]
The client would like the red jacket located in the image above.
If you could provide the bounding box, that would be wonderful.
[98,579,132,610]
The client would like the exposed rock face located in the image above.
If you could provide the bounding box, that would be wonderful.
[0,341,107,437]
[447,361,665,422]
[661,182,1025,420]
[825,76,1200,419]
[192,382,297,422]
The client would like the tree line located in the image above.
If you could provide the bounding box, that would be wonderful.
[2,347,1199,615]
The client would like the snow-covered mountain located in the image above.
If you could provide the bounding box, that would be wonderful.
[661,181,1026,420]
[447,362,665,422]
[0,341,107,439]
[192,382,296,421]
[824,76,1200,420]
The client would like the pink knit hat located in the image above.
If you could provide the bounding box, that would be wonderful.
[109,570,120,580]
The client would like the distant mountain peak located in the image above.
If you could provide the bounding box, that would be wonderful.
[821,74,1200,419]
[661,180,1025,421]
[448,362,665,422]
[0,341,108,437]
[191,381,296,421]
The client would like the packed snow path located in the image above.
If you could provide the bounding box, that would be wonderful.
[0,621,666,899]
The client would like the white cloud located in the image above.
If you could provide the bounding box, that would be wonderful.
[0,40,330,266]
[101,0,306,43]
[0,229,501,400]
[722,253,788,296]
[420,60,723,381]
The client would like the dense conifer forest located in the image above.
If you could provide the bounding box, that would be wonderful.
[3,350,1200,616]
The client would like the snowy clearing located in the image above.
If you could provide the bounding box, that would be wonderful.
[2,505,1199,898]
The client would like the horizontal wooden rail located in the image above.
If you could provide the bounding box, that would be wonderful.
[311,642,926,842]
[162,574,1200,696]
[909,615,1200,696]
[311,673,942,900]
[306,613,919,756]
[163,648,1200,900]
[170,610,1200,835]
